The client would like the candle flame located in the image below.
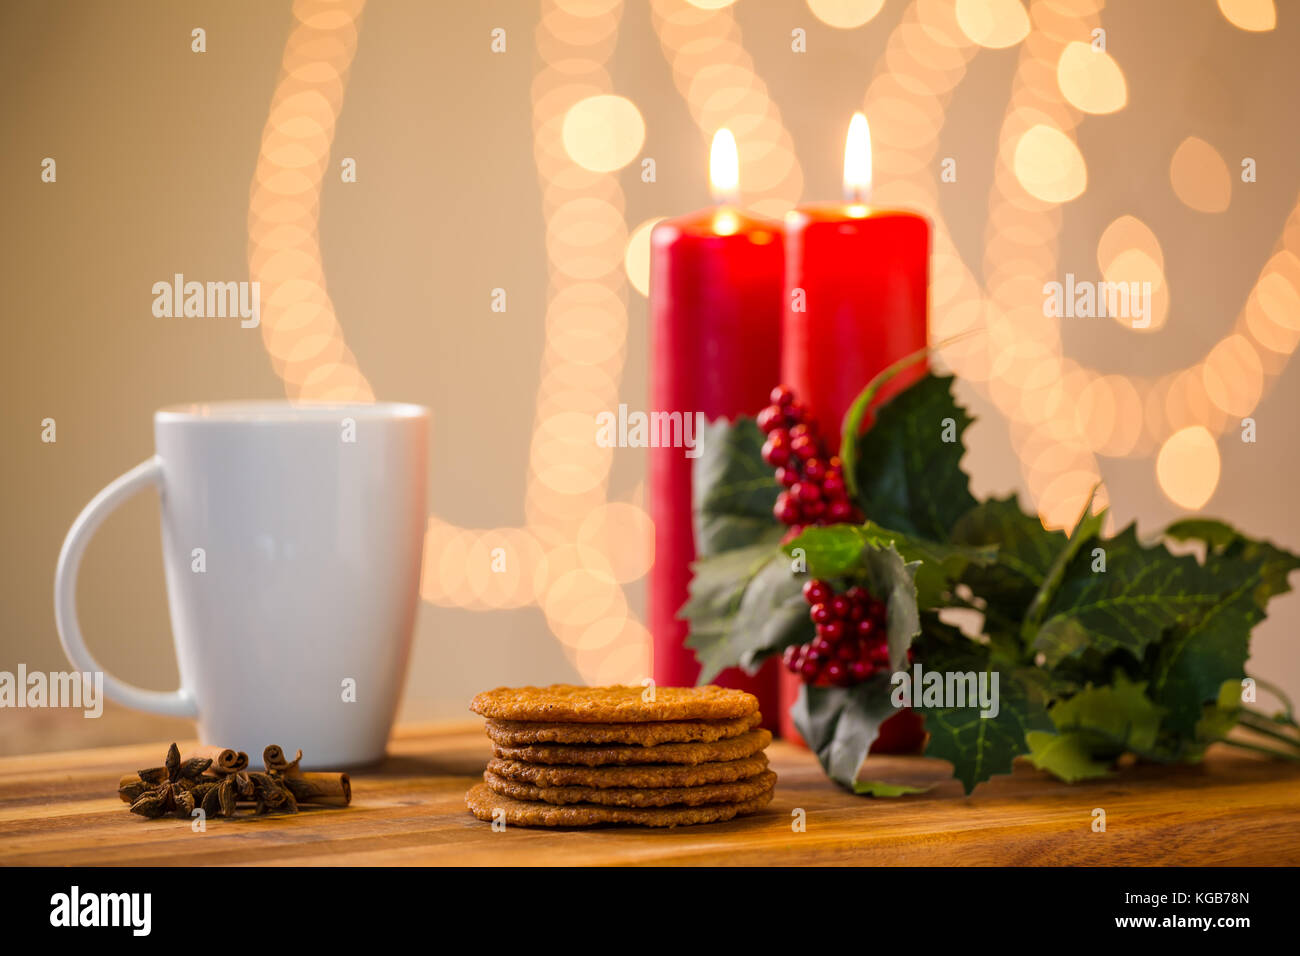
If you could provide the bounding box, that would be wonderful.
[713,210,740,236]
[843,112,872,204]
[710,128,740,205]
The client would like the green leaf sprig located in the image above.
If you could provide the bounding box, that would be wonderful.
[681,365,1300,794]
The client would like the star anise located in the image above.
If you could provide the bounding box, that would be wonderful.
[199,754,255,818]
[248,744,307,812]
[246,771,298,814]
[117,777,147,804]
[127,743,212,819]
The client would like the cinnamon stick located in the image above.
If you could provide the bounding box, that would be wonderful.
[188,745,249,774]
[282,772,352,807]
[262,745,301,774]
[263,744,352,807]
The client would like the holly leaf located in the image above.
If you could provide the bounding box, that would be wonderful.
[1164,518,1300,605]
[922,677,1050,794]
[682,542,807,684]
[791,676,900,789]
[784,533,922,673]
[680,542,776,624]
[852,779,933,797]
[1148,520,1298,735]
[914,633,1051,793]
[1030,525,1240,669]
[692,417,782,558]
[950,496,1067,622]
[731,556,812,674]
[850,374,977,541]
[1192,679,1245,748]
[1163,518,1241,550]
[782,523,868,578]
[1031,674,1234,772]
[1020,490,1105,643]
[788,521,996,610]
[1049,672,1166,753]
[871,545,924,674]
[840,344,932,502]
[1028,672,1167,782]
[1024,732,1113,783]
[860,522,998,610]
[1148,555,1265,735]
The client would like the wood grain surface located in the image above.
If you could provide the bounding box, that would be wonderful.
[1,722,1297,865]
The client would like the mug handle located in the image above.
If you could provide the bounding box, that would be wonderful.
[53,456,198,718]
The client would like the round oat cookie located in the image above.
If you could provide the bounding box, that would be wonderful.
[465,782,774,828]
[483,711,762,747]
[469,684,758,723]
[492,728,772,767]
[484,769,778,808]
[487,753,768,789]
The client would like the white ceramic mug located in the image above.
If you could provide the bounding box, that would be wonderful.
[54,401,428,766]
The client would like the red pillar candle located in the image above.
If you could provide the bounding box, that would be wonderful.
[648,130,782,719]
[778,114,930,748]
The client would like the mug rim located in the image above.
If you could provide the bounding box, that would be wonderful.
[155,400,429,423]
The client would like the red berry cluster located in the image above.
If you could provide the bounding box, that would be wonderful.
[758,386,860,534]
[782,579,894,687]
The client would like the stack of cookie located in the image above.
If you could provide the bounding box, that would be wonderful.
[465,685,775,828]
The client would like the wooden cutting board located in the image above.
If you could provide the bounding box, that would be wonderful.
[1,721,1296,865]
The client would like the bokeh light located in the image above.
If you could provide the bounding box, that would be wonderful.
[955,0,1030,50]
[1216,0,1277,32]
[1170,136,1232,213]
[1102,248,1169,331]
[806,0,886,30]
[1202,334,1264,416]
[562,95,647,172]
[578,502,656,583]
[1097,215,1163,273]
[1013,124,1087,203]
[408,0,652,678]
[1056,41,1127,115]
[1157,427,1221,510]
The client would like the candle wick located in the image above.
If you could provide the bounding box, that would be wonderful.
[845,184,871,205]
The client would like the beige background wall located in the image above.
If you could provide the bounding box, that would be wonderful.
[3,0,1298,754]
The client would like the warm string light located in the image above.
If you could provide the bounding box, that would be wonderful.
[855,0,1300,522]
[1217,0,1277,33]
[649,0,804,218]
[247,0,653,683]
[807,0,885,31]
[978,0,1102,526]
[520,0,652,683]
[1170,136,1233,213]
[426,0,653,683]
[248,0,373,402]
